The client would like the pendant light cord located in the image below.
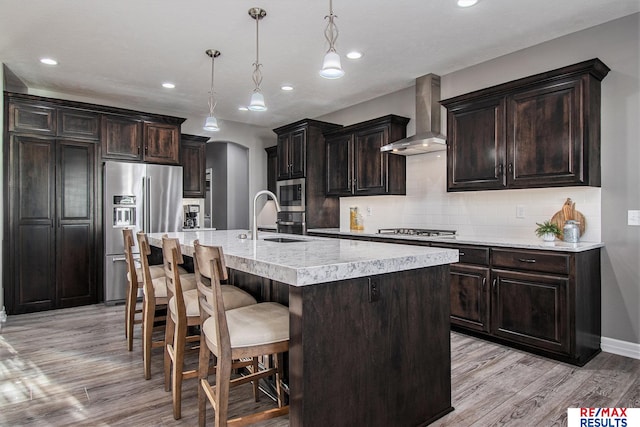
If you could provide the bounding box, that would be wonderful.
[324,0,339,53]
[208,54,216,115]
[252,15,263,91]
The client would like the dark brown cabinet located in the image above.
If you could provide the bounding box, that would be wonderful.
[58,108,100,141]
[272,119,342,229]
[181,134,208,198]
[143,121,180,164]
[8,102,56,134]
[101,116,181,164]
[441,58,610,192]
[7,134,98,313]
[101,115,142,161]
[276,126,306,180]
[325,115,409,196]
[265,146,277,193]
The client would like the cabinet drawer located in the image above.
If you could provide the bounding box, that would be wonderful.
[491,248,569,275]
[434,244,489,266]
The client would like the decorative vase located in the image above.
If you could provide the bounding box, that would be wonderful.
[541,232,556,242]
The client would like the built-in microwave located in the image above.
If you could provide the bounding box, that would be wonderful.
[276,178,305,212]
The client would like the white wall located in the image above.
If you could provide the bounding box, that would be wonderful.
[320,14,639,346]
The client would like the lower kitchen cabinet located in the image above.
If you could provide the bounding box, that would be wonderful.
[450,264,491,333]
[491,269,569,354]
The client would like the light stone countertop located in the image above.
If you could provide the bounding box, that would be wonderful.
[307,228,604,253]
[147,230,458,287]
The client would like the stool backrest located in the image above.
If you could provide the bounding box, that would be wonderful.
[123,228,137,284]
[136,231,155,299]
[162,235,186,318]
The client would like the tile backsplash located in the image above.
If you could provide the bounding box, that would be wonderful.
[340,154,601,242]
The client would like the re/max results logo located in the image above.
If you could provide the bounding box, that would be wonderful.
[567,408,640,427]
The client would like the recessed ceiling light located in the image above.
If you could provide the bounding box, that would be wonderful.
[281,84,294,91]
[346,51,363,60]
[162,82,175,89]
[238,106,249,111]
[457,0,478,7]
[40,57,58,65]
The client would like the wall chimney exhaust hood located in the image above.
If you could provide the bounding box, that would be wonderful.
[380,73,446,156]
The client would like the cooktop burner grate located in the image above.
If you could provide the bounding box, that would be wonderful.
[377,228,457,237]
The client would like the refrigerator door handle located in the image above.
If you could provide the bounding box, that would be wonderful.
[142,176,147,232]
[146,176,151,232]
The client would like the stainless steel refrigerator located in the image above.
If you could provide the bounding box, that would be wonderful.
[103,161,183,303]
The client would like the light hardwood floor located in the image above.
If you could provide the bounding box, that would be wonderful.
[1,304,638,426]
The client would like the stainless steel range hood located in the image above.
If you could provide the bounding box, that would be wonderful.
[380,73,447,155]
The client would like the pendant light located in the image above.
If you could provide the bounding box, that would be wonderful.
[319,0,344,79]
[248,8,267,111]
[203,49,221,131]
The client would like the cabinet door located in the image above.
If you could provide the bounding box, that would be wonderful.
[276,134,291,180]
[265,146,277,193]
[57,109,100,140]
[10,135,56,313]
[289,128,306,178]
[56,140,97,308]
[447,98,506,191]
[326,134,353,196]
[101,115,142,161]
[182,140,206,198]
[353,125,388,195]
[450,264,490,332]
[143,122,180,164]
[507,78,584,187]
[491,269,570,354]
[8,102,56,134]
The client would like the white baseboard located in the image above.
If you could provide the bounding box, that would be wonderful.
[601,336,640,360]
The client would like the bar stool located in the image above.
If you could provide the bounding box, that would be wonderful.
[137,231,197,380]
[162,236,258,419]
[194,240,290,427]
[123,228,185,351]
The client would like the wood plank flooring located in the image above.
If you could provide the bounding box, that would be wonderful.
[1,304,638,426]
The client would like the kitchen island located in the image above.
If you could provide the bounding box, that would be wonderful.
[148,230,458,427]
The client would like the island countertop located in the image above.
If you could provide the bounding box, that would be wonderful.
[147,230,458,287]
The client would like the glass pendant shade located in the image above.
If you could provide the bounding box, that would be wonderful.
[248,90,267,111]
[320,51,345,79]
[203,116,219,131]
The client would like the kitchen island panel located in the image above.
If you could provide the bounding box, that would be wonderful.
[289,265,453,427]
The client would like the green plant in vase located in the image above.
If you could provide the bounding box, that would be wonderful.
[535,220,562,241]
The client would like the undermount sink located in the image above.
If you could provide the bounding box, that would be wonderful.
[263,237,306,243]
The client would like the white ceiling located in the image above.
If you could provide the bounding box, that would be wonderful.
[1,0,638,130]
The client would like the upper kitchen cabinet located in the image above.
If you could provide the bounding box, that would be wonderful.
[265,146,277,194]
[273,119,342,180]
[441,58,610,192]
[181,134,208,198]
[101,115,183,164]
[142,121,180,164]
[101,115,143,161]
[325,115,410,196]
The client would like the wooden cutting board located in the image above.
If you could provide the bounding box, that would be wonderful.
[550,198,586,237]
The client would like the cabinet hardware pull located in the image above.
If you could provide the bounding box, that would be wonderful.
[482,277,486,291]
[492,278,497,291]
[497,164,504,176]
[508,163,513,174]
[518,258,536,263]
[459,251,465,256]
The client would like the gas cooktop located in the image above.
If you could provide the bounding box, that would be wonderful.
[377,228,457,238]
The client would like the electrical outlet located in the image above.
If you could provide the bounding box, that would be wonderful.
[516,205,526,218]
[368,278,379,302]
[366,206,373,216]
[628,210,640,226]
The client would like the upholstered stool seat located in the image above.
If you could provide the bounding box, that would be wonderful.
[201,302,289,350]
[170,286,257,319]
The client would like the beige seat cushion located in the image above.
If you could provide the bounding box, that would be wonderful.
[130,265,187,283]
[143,273,196,299]
[170,286,257,318]
[202,302,289,350]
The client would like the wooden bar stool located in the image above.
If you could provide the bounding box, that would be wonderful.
[194,240,290,427]
[137,231,197,380]
[163,236,257,420]
[123,228,178,351]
